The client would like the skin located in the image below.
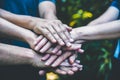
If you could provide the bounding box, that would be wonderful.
[0,1,84,75]
[0,43,82,75]
[70,6,120,41]
[0,1,73,47]
[0,9,73,53]
[0,17,83,71]
[88,6,119,25]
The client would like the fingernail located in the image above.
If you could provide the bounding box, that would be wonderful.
[39,50,44,53]
[39,70,46,76]
[34,46,39,51]
[52,50,56,54]
[52,39,57,43]
[70,38,74,42]
[76,60,80,63]
[72,67,78,71]
[51,64,56,67]
[45,62,49,66]
[66,42,72,47]
[60,42,65,46]
[77,49,84,53]
[68,71,74,75]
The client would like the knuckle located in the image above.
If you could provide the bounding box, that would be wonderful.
[44,31,50,36]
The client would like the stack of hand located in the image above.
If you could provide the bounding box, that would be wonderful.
[0,9,84,76]
[26,17,84,75]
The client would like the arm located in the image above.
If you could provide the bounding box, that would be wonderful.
[38,1,73,46]
[0,17,37,48]
[0,17,59,53]
[88,6,119,25]
[38,1,57,19]
[0,43,45,67]
[0,9,34,30]
[0,9,72,46]
[71,20,120,41]
[0,42,83,75]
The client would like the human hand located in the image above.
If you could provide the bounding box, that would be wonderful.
[33,35,62,55]
[41,51,73,67]
[29,49,82,75]
[39,59,83,75]
[40,43,84,66]
[30,17,73,47]
[63,43,84,53]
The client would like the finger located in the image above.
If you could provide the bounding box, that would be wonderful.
[51,51,72,67]
[58,24,72,47]
[41,27,57,43]
[67,70,74,75]
[55,68,67,75]
[34,35,43,45]
[75,60,80,64]
[39,42,52,53]
[41,54,50,61]
[72,63,83,71]
[69,53,77,64]
[77,48,84,53]
[79,67,83,71]
[47,24,65,46]
[65,44,82,50]
[64,24,72,31]
[60,66,74,75]
[73,63,83,68]
[71,67,79,72]
[52,45,61,54]
[56,50,62,55]
[39,70,46,76]
[60,60,71,67]
[34,37,47,51]
[51,22,71,47]
[74,40,85,44]
[46,48,53,54]
[63,24,74,42]
[45,55,58,66]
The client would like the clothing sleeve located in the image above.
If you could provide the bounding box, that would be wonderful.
[111,0,120,19]
[38,0,56,3]
[111,0,120,9]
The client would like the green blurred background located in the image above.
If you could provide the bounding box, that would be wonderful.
[47,0,117,80]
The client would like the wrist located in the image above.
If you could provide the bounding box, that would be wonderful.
[70,27,92,40]
[29,51,46,68]
[23,30,37,48]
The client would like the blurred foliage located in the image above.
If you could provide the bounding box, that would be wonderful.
[46,72,60,80]
[54,0,116,80]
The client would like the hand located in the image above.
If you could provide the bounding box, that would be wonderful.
[63,43,84,53]
[33,35,62,55]
[40,43,84,66]
[41,51,73,67]
[30,17,73,47]
[39,60,83,75]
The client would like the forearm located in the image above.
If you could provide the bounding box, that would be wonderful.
[38,1,57,19]
[88,6,119,25]
[0,9,34,29]
[0,43,33,65]
[0,18,37,45]
[71,20,120,40]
